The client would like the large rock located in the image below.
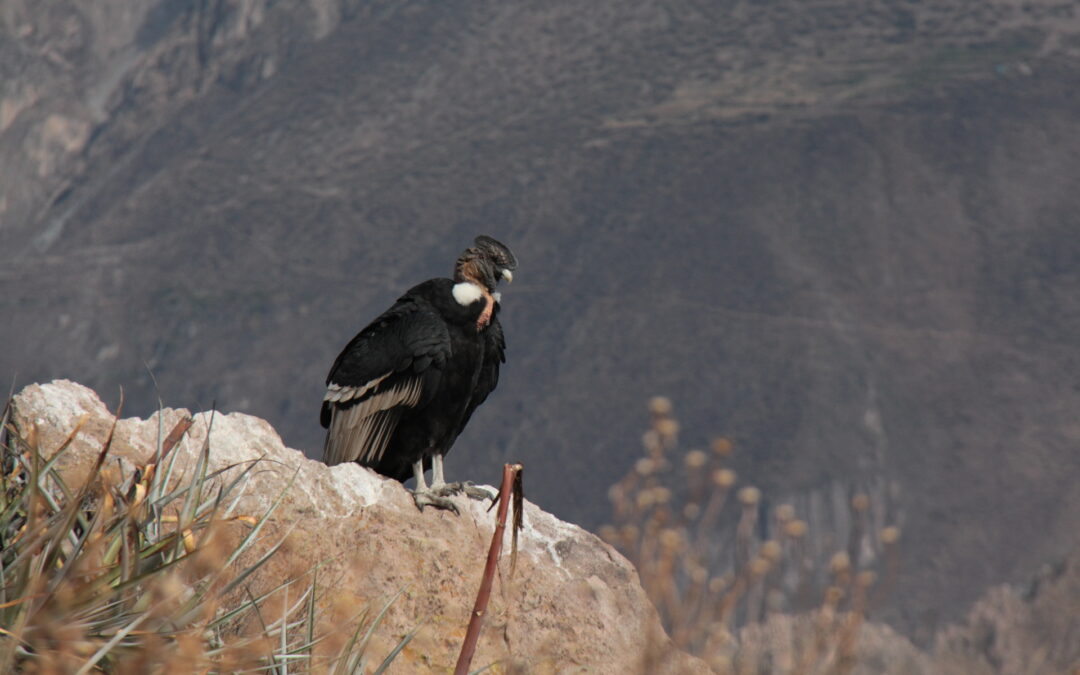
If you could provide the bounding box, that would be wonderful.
[9,380,707,673]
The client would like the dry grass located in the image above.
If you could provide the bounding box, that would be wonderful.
[599,398,902,673]
[0,399,410,674]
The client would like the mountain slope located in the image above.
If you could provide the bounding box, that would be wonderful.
[3,0,1080,640]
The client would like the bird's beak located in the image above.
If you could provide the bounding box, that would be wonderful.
[501,269,513,283]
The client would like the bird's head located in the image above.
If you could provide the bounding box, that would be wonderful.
[454,235,517,291]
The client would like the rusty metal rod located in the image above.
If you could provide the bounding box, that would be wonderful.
[454,463,520,675]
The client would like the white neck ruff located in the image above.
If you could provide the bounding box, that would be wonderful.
[452,281,484,306]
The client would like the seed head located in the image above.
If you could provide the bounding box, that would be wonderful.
[649,396,673,416]
[684,449,707,469]
[635,491,654,510]
[852,493,870,512]
[737,486,761,506]
[712,468,736,488]
[659,529,683,550]
[784,520,807,538]
[655,418,680,439]
[635,458,655,476]
[829,552,851,575]
[759,540,782,562]
[711,437,733,456]
[880,526,901,545]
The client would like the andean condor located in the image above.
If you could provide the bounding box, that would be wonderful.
[320,236,517,513]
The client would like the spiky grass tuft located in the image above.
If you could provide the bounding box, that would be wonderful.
[0,398,408,673]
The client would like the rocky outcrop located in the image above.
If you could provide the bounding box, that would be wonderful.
[9,380,707,673]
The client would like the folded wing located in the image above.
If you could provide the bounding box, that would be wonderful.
[321,298,450,466]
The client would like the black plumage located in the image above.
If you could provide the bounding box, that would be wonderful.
[321,236,516,512]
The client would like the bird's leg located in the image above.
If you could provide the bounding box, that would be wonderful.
[432,454,496,502]
[429,454,465,497]
[411,457,459,515]
[431,453,452,491]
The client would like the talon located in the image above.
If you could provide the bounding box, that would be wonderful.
[432,481,465,497]
[462,481,496,501]
[412,488,460,515]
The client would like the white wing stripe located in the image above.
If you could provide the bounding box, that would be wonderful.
[324,372,392,403]
[322,376,425,466]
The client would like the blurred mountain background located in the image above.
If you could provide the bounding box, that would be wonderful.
[2,0,1079,644]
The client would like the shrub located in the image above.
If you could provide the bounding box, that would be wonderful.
[600,398,902,673]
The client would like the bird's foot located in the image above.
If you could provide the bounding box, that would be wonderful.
[429,481,463,497]
[441,481,495,502]
[412,488,460,515]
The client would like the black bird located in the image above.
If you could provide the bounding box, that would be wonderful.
[321,236,517,513]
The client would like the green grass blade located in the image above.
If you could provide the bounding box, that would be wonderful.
[223,467,299,570]
[207,575,304,630]
[305,571,317,666]
[176,418,213,555]
[330,607,372,675]
[216,532,292,600]
[355,591,402,658]
[280,584,289,675]
[372,626,419,675]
